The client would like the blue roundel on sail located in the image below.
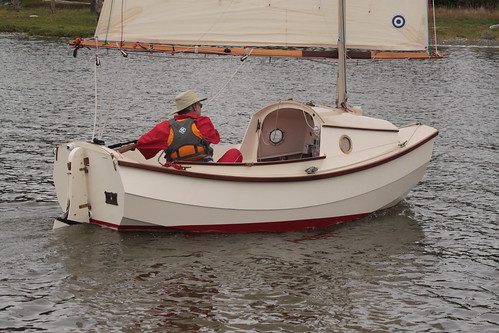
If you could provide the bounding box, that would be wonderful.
[392,15,406,29]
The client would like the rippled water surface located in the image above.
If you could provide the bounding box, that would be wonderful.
[0,35,498,332]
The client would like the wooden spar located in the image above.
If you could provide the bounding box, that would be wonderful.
[69,40,443,59]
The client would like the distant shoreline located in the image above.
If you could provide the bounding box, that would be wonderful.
[1,4,497,43]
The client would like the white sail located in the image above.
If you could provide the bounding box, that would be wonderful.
[95,0,429,51]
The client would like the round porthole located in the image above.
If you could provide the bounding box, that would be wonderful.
[269,128,284,145]
[339,135,352,154]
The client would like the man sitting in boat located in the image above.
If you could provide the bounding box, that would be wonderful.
[136,90,220,162]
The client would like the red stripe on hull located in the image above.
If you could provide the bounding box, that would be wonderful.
[89,213,370,233]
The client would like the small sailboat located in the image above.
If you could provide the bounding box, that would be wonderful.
[53,0,439,232]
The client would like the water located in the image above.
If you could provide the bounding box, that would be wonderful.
[0,34,498,332]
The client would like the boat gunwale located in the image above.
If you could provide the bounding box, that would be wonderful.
[117,130,438,182]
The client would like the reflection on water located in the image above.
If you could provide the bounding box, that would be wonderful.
[2,201,497,332]
[0,35,498,331]
[3,202,435,332]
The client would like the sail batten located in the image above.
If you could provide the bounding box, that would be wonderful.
[96,0,430,51]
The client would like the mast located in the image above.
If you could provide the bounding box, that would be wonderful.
[336,0,347,110]
[428,0,439,56]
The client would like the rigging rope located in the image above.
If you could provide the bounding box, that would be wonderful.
[91,42,129,141]
[103,0,115,44]
[89,45,254,141]
[87,45,367,141]
[205,47,254,106]
[97,44,128,140]
[301,110,316,130]
[92,39,100,142]
[398,123,422,147]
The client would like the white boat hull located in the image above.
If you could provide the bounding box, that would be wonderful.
[119,161,430,232]
[53,101,437,232]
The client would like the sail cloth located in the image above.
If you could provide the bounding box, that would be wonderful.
[95,0,429,51]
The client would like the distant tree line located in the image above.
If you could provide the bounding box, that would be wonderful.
[434,0,497,9]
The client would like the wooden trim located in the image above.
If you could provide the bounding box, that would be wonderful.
[70,40,444,60]
[117,131,438,182]
[116,143,137,153]
[373,51,444,59]
[185,155,326,166]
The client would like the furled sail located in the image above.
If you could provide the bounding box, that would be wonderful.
[96,0,430,51]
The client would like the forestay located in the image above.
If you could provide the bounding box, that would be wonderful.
[96,0,430,51]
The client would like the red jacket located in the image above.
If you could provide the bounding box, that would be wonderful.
[137,113,220,159]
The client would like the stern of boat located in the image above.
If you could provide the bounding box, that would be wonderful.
[53,141,126,229]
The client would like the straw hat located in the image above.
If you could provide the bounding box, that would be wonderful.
[169,90,207,115]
